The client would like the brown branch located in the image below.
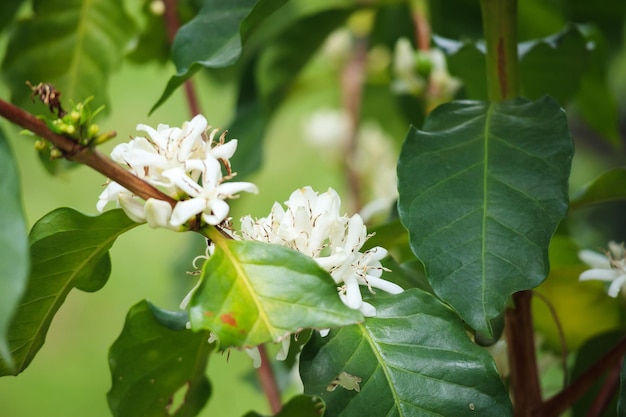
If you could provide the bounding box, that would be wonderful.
[541,335,626,417]
[341,36,368,214]
[585,359,621,417]
[163,0,201,116]
[257,344,282,414]
[505,290,542,416]
[0,98,176,206]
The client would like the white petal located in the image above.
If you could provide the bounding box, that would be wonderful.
[607,274,626,297]
[365,276,403,294]
[319,329,330,337]
[341,276,362,310]
[579,268,619,282]
[211,139,238,160]
[217,181,259,196]
[118,193,147,223]
[244,347,262,369]
[275,337,291,361]
[97,182,126,212]
[144,198,173,229]
[202,199,230,225]
[170,198,207,226]
[578,250,610,269]
[360,301,377,317]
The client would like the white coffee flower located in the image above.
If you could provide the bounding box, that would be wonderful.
[579,241,626,297]
[241,186,403,317]
[97,114,257,229]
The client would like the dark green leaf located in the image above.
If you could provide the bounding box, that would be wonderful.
[572,25,621,147]
[519,25,590,104]
[0,128,29,369]
[108,301,213,417]
[188,240,363,349]
[300,289,512,417]
[0,208,137,376]
[570,168,626,210]
[571,331,623,417]
[126,0,170,64]
[0,0,24,33]
[152,0,287,112]
[397,98,573,336]
[433,35,487,100]
[243,395,325,417]
[256,8,351,109]
[1,0,137,113]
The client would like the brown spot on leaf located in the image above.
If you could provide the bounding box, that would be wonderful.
[220,313,237,327]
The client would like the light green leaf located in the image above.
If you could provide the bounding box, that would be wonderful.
[0,128,29,369]
[152,0,287,112]
[242,395,325,417]
[0,208,137,376]
[188,239,363,349]
[300,289,512,417]
[1,0,137,112]
[397,97,573,336]
[571,168,626,209]
[108,301,213,417]
[0,0,24,33]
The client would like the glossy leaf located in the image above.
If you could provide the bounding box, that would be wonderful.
[0,208,137,376]
[300,289,512,417]
[571,168,626,209]
[436,26,591,104]
[188,239,363,349]
[108,301,213,417]
[397,98,573,336]
[519,25,590,104]
[152,0,287,112]
[1,0,137,112]
[0,128,29,369]
[243,395,325,417]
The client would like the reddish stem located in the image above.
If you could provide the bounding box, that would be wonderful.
[585,360,621,417]
[163,0,201,116]
[341,36,368,214]
[0,99,176,206]
[257,345,282,414]
[541,335,626,417]
[505,290,542,416]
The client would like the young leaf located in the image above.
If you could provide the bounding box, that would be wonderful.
[397,97,573,336]
[300,289,512,416]
[0,208,137,376]
[188,240,363,349]
[0,128,29,369]
[1,0,137,112]
[108,301,213,417]
[152,0,287,112]
[242,395,325,417]
[570,168,626,210]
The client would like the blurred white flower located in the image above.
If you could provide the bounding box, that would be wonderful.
[241,186,403,317]
[579,241,626,297]
[97,114,257,229]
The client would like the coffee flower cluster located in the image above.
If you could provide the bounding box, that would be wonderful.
[97,115,257,229]
[240,186,403,317]
[579,241,626,297]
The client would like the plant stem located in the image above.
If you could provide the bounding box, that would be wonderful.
[0,98,176,206]
[480,0,519,101]
[163,0,201,115]
[410,0,431,51]
[541,335,626,417]
[341,34,368,214]
[258,344,283,414]
[505,291,542,416]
